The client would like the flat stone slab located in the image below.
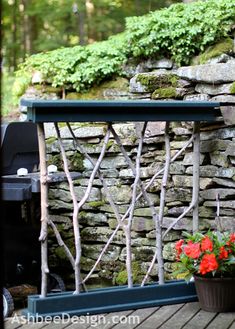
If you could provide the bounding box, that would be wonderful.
[177,62,235,83]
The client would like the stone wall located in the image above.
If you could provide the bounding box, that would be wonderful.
[22,53,235,289]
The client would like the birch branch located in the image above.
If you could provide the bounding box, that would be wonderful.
[157,122,171,284]
[141,252,157,286]
[127,134,194,208]
[192,122,200,233]
[162,202,195,238]
[110,125,134,170]
[83,133,194,283]
[82,224,121,283]
[141,203,196,286]
[37,123,49,298]
[215,192,223,232]
[67,123,121,224]
[67,123,120,285]
[65,124,193,286]
[77,125,111,210]
[48,219,75,269]
[141,122,171,286]
[54,123,82,294]
[111,124,159,227]
[162,131,197,238]
[123,122,147,288]
[158,122,171,226]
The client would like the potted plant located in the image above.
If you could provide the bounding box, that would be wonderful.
[174,231,235,312]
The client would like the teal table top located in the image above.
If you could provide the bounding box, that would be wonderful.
[20,99,224,123]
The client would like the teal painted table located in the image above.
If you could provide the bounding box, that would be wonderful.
[20,99,229,318]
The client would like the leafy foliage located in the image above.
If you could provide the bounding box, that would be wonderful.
[15,0,235,95]
[3,0,178,72]
[16,33,128,92]
[126,0,235,64]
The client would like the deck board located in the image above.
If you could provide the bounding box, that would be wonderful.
[4,303,235,329]
[206,313,235,329]
[157,302,200,329]
[111,307,157,329]
[17,323,48,329]
[42,322,72,329]
[182,309,217,329]
[4,319,23,329]
[135,303,184,329]
[85,311,134,329]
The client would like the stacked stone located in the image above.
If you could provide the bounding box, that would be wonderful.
[22,52,235,288]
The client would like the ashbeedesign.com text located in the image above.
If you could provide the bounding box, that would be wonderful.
[11,313,140,327]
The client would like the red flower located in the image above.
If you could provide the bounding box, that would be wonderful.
[219,246,229,259]
[184,241,201,259]
[175,239,184,259]
[226,233,235,247]
[201,236,213,252]
[229,233,235,243]
[199,254,218,275]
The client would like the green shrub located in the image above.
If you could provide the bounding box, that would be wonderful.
[15,0,235,96]
[126,0,235,64]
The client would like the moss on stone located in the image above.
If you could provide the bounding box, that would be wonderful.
[136,74,158,91]
[58,122,67,128]
[230,82,235,94]
[115,261,142,285]
[66,92,81,100]
[87,200,106,208]
[47,154,63,170]
[66,77,129,100]
[46,137,57,144]
[136,73,179,92]
[70,151,84,171]
[192,38,234,65]
[152,87,177,99]
[106,140,114,150]
[54,247,67,260]
[102,77,129,90]
[34,84,62,94]
[54,242,75,260]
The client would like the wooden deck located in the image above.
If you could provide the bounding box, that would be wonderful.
[4,303,235,329]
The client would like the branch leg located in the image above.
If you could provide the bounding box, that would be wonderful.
[37,123,49,298]
[54,123,81,294]
[192,122,200,233]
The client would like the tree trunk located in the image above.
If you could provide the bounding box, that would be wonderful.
[74,1,86,45]
[12,0,17,70]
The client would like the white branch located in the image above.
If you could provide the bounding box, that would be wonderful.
[83,133,194,283]
[192,122,200,233]
[48,219,75,269]
[67,123,122,223]
[54,123,82,294]
[157,122,171,284]
[66,123,193,286]
[215,192,223,232]
[77,125,111,210]
[37,123,49,298]
[123,122,147,288]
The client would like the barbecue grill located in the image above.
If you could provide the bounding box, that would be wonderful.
[1,121,80,317]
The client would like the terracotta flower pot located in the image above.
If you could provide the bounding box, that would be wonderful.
[194,275,235,312]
